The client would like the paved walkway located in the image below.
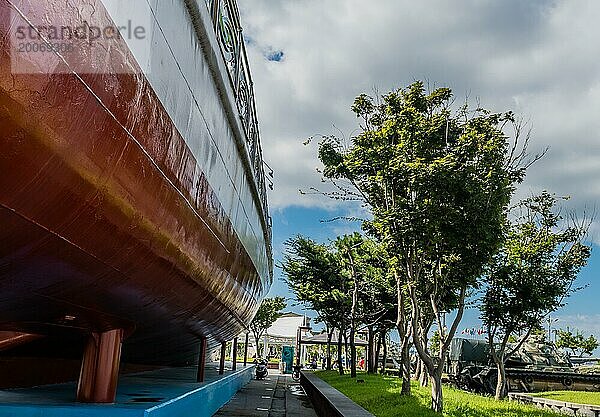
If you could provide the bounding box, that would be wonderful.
[213,373,317,417]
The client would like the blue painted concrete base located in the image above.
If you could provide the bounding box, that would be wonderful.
[0,363,253,417]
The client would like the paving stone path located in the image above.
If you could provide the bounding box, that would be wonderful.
[213,373,317,417]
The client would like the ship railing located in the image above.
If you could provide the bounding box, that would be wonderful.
[204,0,273,273]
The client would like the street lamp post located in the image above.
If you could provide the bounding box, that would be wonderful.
[296,325,311,367]
[546,316,559,343]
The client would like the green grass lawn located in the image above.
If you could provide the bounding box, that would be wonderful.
[315,371,561,417]
[531,390,600,406]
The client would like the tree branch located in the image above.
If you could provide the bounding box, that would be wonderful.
[505,326,534,360]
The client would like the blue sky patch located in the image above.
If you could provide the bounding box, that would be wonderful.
[266,50,284,62]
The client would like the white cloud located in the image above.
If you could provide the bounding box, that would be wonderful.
[555,314,600,338]
[239,0,600,224]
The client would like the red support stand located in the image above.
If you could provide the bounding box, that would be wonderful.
[232,337,238,371]
[219,341,226,375]
[0,332,42,351]
[77,329,123,403]
[243,333,249,366]
[197,336,207,383]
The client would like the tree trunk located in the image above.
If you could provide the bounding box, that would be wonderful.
[381,333,388,375]
[253,334,262,358]
[396,273,411,394]
[489,325,532,400]
[415,357,422,381]
[350,327,357,378]
[344,332,350,370]
[495,359,508,400]
[374,333,381,373]
[367,326,374,374]
[400,336,411,395]
[350,258,359,378]
[430,369,443,413]
[419,330,430,387]
[420,360,429,387]
[337,330,344,375]
[326,330,333,371]
[409,285,467,413]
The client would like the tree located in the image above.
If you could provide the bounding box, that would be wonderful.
[319,81,528,412]
[481,192,591,399]
[556,329,598,357]
[359,249,396,375]
[580,335,599,356]
[282,236,351,374]
[283,233,392,376]
[334,233,392,377]
[249,297,286,358]
[417,328,441,386]
[335,234,363,378]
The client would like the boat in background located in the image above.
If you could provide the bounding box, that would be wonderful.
[0,0,272,401]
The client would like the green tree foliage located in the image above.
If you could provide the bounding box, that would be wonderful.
[429,329,441,357]
[581,335,599,356]
[358,244,396,375]
[318,81,526,412]
[556,329,598,357]
[249,297,286,358]
[334,233,393,377]
[281,235,349,330]
[507,326,545,343]
[282,235,351,374]
[282,233,393,376]
[481,192,591,399]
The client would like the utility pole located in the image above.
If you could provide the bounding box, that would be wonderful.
[546,316,558,343]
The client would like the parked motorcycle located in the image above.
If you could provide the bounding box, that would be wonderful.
[292,364,302,382]
[255,359,268,379]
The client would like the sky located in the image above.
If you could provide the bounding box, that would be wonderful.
[238,0,600,341]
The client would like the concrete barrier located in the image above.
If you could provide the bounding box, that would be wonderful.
[300,372,374,417]
[509,392,600,417]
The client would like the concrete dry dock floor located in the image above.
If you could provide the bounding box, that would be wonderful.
[0,362,251,417]
[214,373,318,417]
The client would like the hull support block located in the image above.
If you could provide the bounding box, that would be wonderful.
[197,336,207,383]
[232,337,238,371]
[219,342,226,375]
[77,329,123,403]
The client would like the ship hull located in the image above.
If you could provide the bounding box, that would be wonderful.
[0,0,270,373]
